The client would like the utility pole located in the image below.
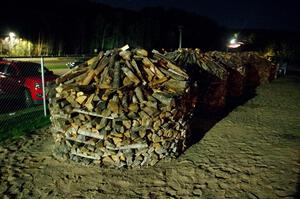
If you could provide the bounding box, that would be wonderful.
[178,25,183,49]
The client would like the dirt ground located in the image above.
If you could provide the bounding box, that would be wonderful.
[0,75,299,199]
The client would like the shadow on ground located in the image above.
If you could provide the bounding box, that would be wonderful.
[187,92,257,147]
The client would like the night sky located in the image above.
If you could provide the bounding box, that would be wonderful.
[94,0,299,31]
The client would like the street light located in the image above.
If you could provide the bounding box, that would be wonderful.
[230,38,236,45]
[227,34,244,49]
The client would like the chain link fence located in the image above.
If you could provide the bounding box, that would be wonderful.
[0,57,81,141]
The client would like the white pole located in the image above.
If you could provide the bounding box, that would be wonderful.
[178,25,183,49]
[41,57,47,117]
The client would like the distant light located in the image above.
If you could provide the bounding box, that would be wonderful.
[9,32,16,38]
[227,41,244,49]
[230,38,236,44]
[227,43,241,48]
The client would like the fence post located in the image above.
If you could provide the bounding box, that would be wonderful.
[40,57,47,117]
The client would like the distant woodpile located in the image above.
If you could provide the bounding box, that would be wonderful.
[49,47,277,168]
[165,49,277,110]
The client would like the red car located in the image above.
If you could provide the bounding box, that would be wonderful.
[0,60,57,107]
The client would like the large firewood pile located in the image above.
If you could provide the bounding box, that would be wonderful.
[165,49,277,109]
[205,51,247,98]
[49,47,196,168]
[239,52,278,86]
[164,49,228,110]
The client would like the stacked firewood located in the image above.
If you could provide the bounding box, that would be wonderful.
[165,49,277,109]
[207,51,277,96]
[205,51,247,98]
[48,47,276,168]
[165,49,228,110]
[164,49,228,80]
[49,47,196,168]
[239,52,278,85]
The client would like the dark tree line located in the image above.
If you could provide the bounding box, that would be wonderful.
[1,0,299,61]
[0,0,222,55]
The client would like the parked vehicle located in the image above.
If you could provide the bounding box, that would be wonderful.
[66,58,86,69]
[0,60,57,107]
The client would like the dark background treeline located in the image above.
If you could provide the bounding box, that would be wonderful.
[0,0,299,60]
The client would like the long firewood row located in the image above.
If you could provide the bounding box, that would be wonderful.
[49,47,277,168]
[164,49,277,110]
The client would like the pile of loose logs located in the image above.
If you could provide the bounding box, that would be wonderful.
[49,47,196,168]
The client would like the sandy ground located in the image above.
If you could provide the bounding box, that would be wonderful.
[0,75,299,199]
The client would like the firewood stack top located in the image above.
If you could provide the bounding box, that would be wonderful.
[205,51,247,77]
[164,48,228,80]
[49,47,195,168]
